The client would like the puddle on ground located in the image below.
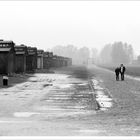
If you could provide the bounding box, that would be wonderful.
[0,120,32,123]
[54,83,73,89]
[50,94,70,97]
[57,111,95,117]
[94,85,104,90]
[98,101,112,108]
[92,78,113,111]
[35,106,69,111]
[34,106,90,114]
[96,97,112,101]
[92,79,99,86]
[95,90,105,95]
[95,91,113,110]
[47,97,69,100]
[14,111,95,118]
[66,106,86,109]
[14,112,40,117]
[77,83,87,86]
[78,129,104,134]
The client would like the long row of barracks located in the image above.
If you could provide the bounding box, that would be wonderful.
[0,40,72,75]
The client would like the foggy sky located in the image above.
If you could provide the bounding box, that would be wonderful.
[0,1,140,55]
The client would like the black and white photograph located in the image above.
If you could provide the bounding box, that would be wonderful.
[0,0,140,138]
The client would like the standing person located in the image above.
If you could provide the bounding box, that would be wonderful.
[120,64,126,81]
[115,67,120,81]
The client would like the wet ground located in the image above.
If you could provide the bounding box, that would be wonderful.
[0,65,140,136]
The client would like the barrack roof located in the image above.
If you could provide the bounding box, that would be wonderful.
[0,40,14,44]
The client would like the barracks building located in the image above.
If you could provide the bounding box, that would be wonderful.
[0,40,15,75]
[15,44,27,73]
[0,39,72,75]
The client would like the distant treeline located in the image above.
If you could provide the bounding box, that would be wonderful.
[51,41,140,66]
[98,41,134,65]
[51,45,90,65]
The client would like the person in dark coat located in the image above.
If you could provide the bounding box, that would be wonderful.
[115,67,120,81]
[120,64,126,81]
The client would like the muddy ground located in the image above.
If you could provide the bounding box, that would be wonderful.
[0,65,139,136]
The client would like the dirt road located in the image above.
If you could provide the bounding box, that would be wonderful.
[0,65,140,136]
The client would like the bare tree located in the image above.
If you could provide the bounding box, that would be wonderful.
[91,48,98,64]
[99,44,112,64]
[111,42,134,64]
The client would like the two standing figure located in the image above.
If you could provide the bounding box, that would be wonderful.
[115,64,126,81]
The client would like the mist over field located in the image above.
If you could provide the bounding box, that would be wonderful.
[51,41,139,66]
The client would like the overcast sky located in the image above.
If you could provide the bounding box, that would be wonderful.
[0,1,140,55]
